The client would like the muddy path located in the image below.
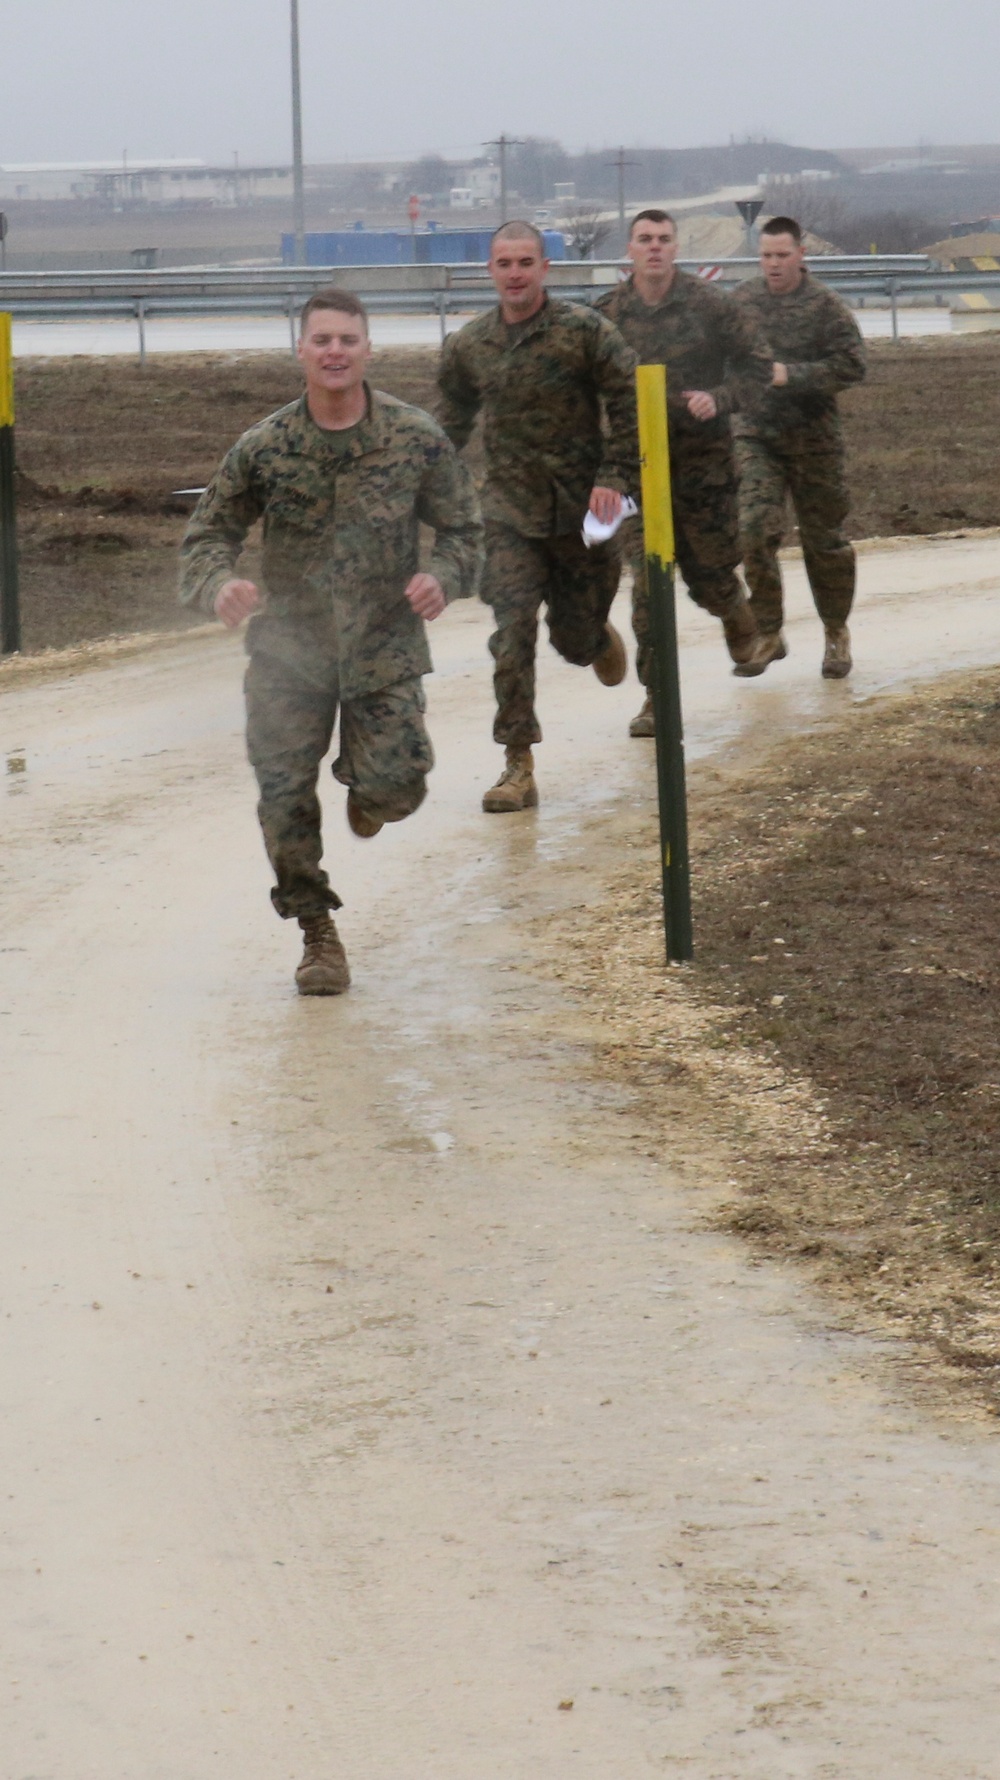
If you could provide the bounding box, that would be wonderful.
[2,536,1000,1778]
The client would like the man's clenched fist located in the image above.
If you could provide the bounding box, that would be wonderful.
[404,573,447,621]
[214,578,263,628]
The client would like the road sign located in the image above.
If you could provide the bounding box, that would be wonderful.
[735,199,763,227]
[697,264,723,281]
[408,194,420,223]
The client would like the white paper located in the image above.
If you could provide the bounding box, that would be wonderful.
[582,495,638,547]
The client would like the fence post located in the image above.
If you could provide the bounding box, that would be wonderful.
[0,313,21,654]
[137,298,147,366]
[635,363,692,962]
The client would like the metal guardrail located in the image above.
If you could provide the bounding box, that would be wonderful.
[2,257,998,356]
[0,252,939,302]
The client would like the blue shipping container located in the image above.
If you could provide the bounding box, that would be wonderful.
[281,228,566,266]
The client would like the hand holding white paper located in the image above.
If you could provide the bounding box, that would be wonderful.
[582,495,638,548]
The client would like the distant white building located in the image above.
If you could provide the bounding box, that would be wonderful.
[466,164,501,206]
[0,160,292,204]
[449,187,475,209]
[763,169,838,186]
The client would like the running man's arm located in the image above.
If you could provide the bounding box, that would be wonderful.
[436,335,483,452]
[416,433,485,605]
[590,313,640,498]
[712,293,775,417]
[779,296,866,397]
[179,441,265,617]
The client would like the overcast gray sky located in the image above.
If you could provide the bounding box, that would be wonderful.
[4,0,999,166]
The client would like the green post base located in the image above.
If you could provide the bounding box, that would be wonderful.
[0,424,21,655]
[648,556,693,962]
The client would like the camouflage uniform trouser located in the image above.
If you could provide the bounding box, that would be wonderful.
[735,431,856,637]
[244,617,433,921]
[624,438,743,687]
[481,521,621,748]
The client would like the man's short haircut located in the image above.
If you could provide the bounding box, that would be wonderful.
[299,287,369,333]
[629,207,677,235]
[760,215,803,245]
[490,219,546,254]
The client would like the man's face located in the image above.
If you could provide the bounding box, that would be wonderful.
[759,232,806,294]
[628,217,678,280]
[296,307,371,395]
[488,236,549,315]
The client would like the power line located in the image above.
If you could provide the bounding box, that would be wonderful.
[484,134,524,223]
[289,0,306,266]
[606,146,640,232]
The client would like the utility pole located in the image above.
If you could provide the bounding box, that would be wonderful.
[607,146,639,237]
[484,134,523,223]
[290,0,306,266]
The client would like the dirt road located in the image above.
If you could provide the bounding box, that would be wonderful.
[3,535,1000,1780]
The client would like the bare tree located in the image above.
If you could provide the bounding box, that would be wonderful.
[761,179,851,250]
[565,204,613,259]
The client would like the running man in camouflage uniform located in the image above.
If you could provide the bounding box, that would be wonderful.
[437,222,640,812]
[180,288,482,995]
[731,215,866,679]
[595,208,774,733]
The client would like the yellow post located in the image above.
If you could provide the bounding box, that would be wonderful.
[636,364,674,566]
[0,312,21,653]
[0,313,13,427]
[635,363,692,962]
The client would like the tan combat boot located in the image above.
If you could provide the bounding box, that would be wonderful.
[346,790,384,838]
[592,621,628,686]
[295,914,351,996]
[732,632,788,678]
[629,693,655,738]
[721,596,761,665]
[822,624,852,679]
[482,747,539,813]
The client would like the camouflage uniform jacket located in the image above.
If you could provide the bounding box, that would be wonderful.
[594,270,772,450]
[437,296,639,537]
[179,386,483,700]
[731,272,866,441]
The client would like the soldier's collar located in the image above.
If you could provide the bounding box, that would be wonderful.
[622,272,679,310]
[290,385,386,456]
[494,292,553,340]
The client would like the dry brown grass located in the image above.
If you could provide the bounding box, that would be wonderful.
[536,671,1000,1412]
[8,333,1000,652]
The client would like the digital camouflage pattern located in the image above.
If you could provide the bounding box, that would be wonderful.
[618,441,744,684]
[731,272,866,632]
[245,620,433,919]
[482,523,620,746]
[437,296,640,536]
[179,386,483,700]
[733,432,856,635]
[594,270,772,445]
[595,271,772,681]
[730,271,866,445]
[180,384,480,919]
